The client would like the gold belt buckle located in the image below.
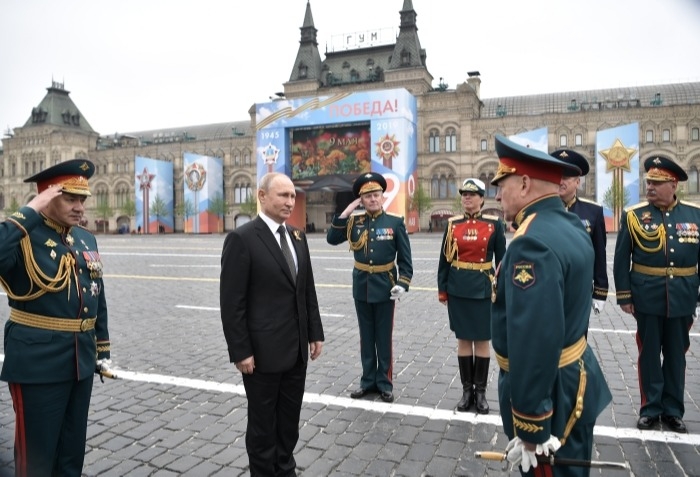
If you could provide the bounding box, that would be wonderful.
[80,319,90,332]
[368,265,374,273]
[666,267,674,276]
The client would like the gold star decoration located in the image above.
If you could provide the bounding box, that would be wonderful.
[599,138,637,172]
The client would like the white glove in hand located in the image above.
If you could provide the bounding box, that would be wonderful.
[390,285,405,301]
[505,436,561,472]
[694,304,700,318]
[96,359,117,380]
[592,299,606,314]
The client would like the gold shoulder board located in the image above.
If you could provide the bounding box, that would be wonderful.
[680,200,700,209]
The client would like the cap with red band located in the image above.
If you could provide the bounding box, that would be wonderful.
[491,135,581,185]
[24,159,95,196]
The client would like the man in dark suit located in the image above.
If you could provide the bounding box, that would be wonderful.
[220,172,324,476]
[552,149,609,316]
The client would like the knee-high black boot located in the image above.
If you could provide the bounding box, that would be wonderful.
[457,356,474,412]
[474,356,490,414]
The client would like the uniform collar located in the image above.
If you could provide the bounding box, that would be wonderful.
[366,209,384,219]
[650,196,679,212]
[563,195,577,210]
[513,194,561,229]
[464,211,482,219]
[42,214,71,235]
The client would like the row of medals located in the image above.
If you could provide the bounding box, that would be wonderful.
[677,224,699,243]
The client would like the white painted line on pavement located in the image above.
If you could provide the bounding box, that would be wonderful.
[175,305,344,318]
[590,328,700,338]
[2,352,694,448]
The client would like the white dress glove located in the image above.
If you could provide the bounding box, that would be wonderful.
[96,359,117,380]
[592,299,606,314]
[390,285,405,301]
[694,304,700,318]
[505,436,561,472]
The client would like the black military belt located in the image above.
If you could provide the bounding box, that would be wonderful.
[9,309,96,332]
[451,260,492,271]
[354,261,394,273]
[632,263,696,277]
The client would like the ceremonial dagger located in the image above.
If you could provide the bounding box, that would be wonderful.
[475,451,629,470]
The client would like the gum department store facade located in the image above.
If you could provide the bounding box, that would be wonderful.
[2,0,700,233]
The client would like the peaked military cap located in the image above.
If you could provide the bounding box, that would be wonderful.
[644,155,688,182]
[492,135,581,185]
[24,158,95,196]
[459,178,485,196]
[550,149,590,176]
[352,172,387,197]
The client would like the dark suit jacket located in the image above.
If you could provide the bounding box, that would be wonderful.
[220,216,324,374]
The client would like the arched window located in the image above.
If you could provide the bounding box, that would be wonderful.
[429,129,440,153]
[445,128,457,152]
[479,172,497,198]
[689,166,699,194]
[431,175,439,198]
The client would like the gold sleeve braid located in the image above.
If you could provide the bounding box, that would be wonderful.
[347,215,368,254]
[0,235,78,301]
[626,210,665,253]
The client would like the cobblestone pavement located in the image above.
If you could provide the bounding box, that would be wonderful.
[1,232,699,476]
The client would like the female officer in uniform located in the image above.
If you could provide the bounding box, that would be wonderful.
[437,178,506,413]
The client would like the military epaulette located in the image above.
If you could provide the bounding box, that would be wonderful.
[577,197,602,206]
[447,214,464,222]
[385,212,405,219]
[680,200,700,209]
[350,211,366,217]
[512,213,536,240]
[624,201,649,212]
[482,214,500,221]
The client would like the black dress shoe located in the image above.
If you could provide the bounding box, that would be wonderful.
[637,415,659,430]
[662,415,687,433]
[350,388,372,399]
[380,391,394,403]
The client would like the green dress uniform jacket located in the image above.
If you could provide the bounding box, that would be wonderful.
[491,196,611,447]
[0,206,110,384]
[327,210,413,302]
[437,213,506,300]
[614,199,700,316]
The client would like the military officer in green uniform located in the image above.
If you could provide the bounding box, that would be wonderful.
[491,135,611,476]
[327,172,413,403]
[437,178,506,414]
[0,159,112,476]
[613,155,699,433]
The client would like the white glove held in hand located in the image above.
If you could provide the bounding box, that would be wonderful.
[592,299,606,314]
[694,304,700,318]
[390,285,405,301]
[505,436,561,472]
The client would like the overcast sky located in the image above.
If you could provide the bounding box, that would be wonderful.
[2,0,700,146]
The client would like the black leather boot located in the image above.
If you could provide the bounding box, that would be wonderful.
[457,356,474,412]
[474,356,490,414]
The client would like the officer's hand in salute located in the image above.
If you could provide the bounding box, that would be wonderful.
[339,198,362,219]
[27,184,64,212]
